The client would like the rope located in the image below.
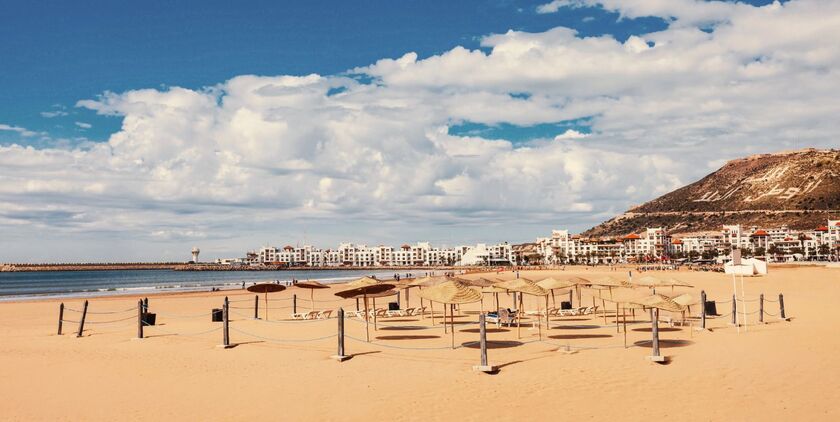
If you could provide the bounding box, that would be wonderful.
[84,315,137,324]
[60,318,81,324]
[229,326,337,343]
[228,309,336,323]
[152,311,209,319]
[763,298,779,303]
[64,306,136,314]
[142,321,222,337]
[345,334,457,350]
[763,311,779,317]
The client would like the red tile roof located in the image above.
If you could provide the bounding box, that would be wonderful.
[816,226,829,231]
[672,239,683,244]
[751,230,769,236]
[624,233,641,240]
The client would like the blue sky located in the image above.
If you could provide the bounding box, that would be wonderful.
[1,0,675,143]
[1,0,831,262]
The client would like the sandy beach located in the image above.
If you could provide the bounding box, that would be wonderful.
[1,265,839,421]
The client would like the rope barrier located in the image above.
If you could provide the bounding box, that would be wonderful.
[345,334,458,350]
[228,326,337,343]
[152,311,209,319]
[84,315,137,324]
[60,318,81,324]
[228,309,337,323]
[142,321,223,337]
[64,306,135,314]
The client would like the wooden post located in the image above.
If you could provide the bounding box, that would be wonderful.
[473,313,495,372]
[700,290,706,330]
[222,297,230,347]
[646,307,664,362]
[76,300,88,338]
[137,299,144,339]
[759,293,764,324]
[293,294,297,314]
[332,308,349,361]
[254,294,259,319]
[568,290,573,307]
[57,303,64,335]
[450,304,455,350]
[779,293,786,320]
[355,297,359,311]
[731,294,737,326]
[143,297,149,313]
[405,288,410,309]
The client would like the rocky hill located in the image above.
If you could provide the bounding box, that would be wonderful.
[584,149,840,237]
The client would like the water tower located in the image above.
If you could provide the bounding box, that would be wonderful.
[191,247,200,263]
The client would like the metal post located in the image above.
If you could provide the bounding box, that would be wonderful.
[137,299,144,339]
[76,300,88,338]
[731,294,737,326]
[222,297,230,347]
[254,294,259,319]
[700,290,706,330]
[293,294,297,314]
[759,293,764,323]
[779,293,786,320]
[57,303,64,335]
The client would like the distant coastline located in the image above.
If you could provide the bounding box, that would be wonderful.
[1,263,478,272]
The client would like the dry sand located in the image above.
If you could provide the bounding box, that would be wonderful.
[1,265,839,421]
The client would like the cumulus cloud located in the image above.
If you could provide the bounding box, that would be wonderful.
[1,0,838,260]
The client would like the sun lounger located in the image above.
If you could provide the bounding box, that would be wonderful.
[317,309,333,319]
[291,310,319,320]
[486,309,517,327]
[385,309,406,317]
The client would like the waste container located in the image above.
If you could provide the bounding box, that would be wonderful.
[388,302,400,311]
[704,301,718,316]
[212,308,224,322]
[141,312,156,326]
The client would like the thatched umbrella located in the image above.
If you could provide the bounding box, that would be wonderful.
[481,285,509,313]
[417,280,482,349]
[634,275,693,293]
[334,277,395,342]
[295,280,329,311]
[406,276,449,322]
[562,276,592,306]
[246,283,286,320]
[494,278,549,338]
[454,277,496,312]
[536,277,575,307]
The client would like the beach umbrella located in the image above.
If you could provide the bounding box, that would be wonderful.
[562,276,592,305]
[453,277,497,312]
[536,277,575,307]
[406,276,449,321]
[335,277,395,342]
[481,285,509,313]
[417,280,482,349]
[495,278,549,337]
[247,283,287,320]
[634,276,694,292]
[294,280,329,311]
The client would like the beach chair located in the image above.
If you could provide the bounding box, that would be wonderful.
[317,309,333,319]
[486,309,516,327]
[292,310,319,320]
[369,308,386,318]
[385,309,405,317]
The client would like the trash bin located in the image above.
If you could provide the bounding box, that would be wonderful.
[388,302,400,311]
[212,308,224,322]
[704,301,718,316]
[560,301,572,310]
[141,312,156,326]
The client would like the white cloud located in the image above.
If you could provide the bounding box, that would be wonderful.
[0,123,40,137]
[41,110,69,118]
[554,129,590,140]
[537,1,577,14]
[2,0,838,260]
[74,121,92,129]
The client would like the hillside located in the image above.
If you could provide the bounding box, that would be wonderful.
[584,149,840,237]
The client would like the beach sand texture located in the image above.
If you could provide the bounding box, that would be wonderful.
[1,266,838,421]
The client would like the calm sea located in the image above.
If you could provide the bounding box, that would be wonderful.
[0,269,422,301]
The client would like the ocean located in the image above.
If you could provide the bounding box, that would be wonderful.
[0,269,422,301]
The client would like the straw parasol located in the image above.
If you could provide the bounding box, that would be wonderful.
[334,277,395,342]
[536,277,575,307]
[246,283,286,320]
[481,285,509,313]
[405,275,449,321]
[295,280,329,311]
[634,275,694,292]
[417,280,482,349]
[562,276,592,306]
[453,277,498,312]
[494,278,549,337]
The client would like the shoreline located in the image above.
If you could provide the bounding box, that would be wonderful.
[1,263,479,272]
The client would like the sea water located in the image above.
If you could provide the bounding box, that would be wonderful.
[0,269,420,301]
